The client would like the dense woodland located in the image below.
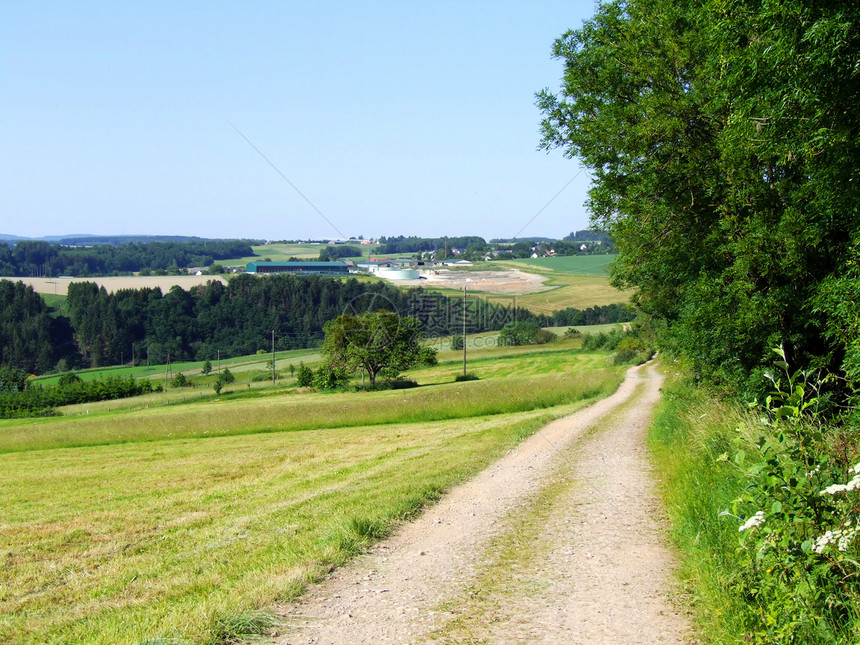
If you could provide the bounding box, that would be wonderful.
[0,275,634,374]
[538,0,858,400]
[0,239,256,277]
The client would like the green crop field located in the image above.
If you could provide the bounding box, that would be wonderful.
[0,341,623,644]
[506,254,616,276]
[493,256,632,314]
[221,242,377,267]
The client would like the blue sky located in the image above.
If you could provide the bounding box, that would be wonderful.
[1,1,597,241]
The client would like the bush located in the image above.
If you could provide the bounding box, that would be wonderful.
[451,334,464,351]
[295,363,313,387]
[535,329,556,344]
[498,321,541,346]
[454,373,480,382]
[171,372,189,388]
[312,364,350,390]
[354,378,419,392]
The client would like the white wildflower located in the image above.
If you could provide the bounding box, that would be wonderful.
[739,511,766,532]
[820,483,850,495]
[814,530,836,554]
[838,530,854,552]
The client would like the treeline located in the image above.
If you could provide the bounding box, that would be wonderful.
[0,280,76,373]
[317,245,362,261]
[0,240,256,277]
[550,303,634,327]
[63,275,545,368]
[0,368,157,418]
[376,236,486,254]
[0,276,634,374]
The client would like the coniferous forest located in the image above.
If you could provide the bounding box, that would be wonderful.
[0,274,635,375]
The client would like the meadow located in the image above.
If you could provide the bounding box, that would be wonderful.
[495,256,632,314]
[0,341,623,644]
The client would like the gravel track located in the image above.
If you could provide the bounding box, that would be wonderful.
[273,362,693,644]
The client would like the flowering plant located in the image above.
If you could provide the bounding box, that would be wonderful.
[723,347,859,642]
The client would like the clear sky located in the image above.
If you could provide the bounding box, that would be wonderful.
[1,1,597,241]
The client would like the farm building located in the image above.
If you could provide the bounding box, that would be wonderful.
[245,261,350,276]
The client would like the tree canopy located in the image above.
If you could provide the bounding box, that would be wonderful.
[538,0,859,394]
[321,310,435,385]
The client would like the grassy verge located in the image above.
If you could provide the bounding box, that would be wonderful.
[0,348,622,644]
[647,371,747,642]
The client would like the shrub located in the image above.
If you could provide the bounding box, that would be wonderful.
[454,373,480,382]
[498,321,541,346]
[312,364,350,390]
[295,363,313,388]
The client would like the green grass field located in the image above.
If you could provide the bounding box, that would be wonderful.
[493,256,632,315]
[506,254,616,276]
[220,243,377,267]
[0,341,623,644]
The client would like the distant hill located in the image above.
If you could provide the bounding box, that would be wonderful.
[1,234,264,246]
[490,237,556,243]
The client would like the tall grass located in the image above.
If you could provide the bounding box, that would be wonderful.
[648,370,767,642]
[0,366,619,454]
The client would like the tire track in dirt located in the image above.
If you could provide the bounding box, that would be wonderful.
[272,362,692,644]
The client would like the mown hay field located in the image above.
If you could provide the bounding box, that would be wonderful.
[0,342,622,644]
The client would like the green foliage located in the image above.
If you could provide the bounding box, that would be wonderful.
[322,310,434,386]
[721,349,860,643]
[451,334,464,351]
[498,321,541,346]
[538,0,860,395]
[455,373,480,382]
[0,239,254,277]
[295,362,313,388]
[0,280,75,374]
[312,364,350,390]
[0,374,156,418]
[171,372,188,388]
[0,366,29,393]
[201,360,212,375]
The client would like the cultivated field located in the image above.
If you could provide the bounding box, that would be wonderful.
[4,275,227,297]
[493,256,632,314]
[0,341,623,644]
[222,242,375,266]
[506,254,616,275]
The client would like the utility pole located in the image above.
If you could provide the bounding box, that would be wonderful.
[271,329,276,385]
[462,284,467,377]
[217,349,221,374]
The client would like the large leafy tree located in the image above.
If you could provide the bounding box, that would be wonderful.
[321,310,435,386]
[537,0,859,393]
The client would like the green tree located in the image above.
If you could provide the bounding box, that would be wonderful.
[537,0,859,394]
[201,360,212,375]
[321,310,434,386]
[498,321,541,347]
[295,362,313,387]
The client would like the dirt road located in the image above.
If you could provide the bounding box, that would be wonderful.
[273,362,692,644]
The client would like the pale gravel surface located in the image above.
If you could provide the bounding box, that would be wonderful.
[272,362,693,644]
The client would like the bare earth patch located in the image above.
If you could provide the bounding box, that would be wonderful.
[272,362,694,644]
[382,268,552,296]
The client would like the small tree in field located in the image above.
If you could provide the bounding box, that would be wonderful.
[322,310,435,386]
